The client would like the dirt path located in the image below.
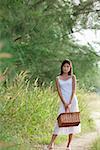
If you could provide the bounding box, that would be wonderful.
[52,132,97,150]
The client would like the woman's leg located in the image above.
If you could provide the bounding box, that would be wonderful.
[47,134,57,149]
[66,133,73,147]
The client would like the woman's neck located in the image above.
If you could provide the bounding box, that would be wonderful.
[62,73,68,76]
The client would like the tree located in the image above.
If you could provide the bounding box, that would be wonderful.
[0,0,100,90]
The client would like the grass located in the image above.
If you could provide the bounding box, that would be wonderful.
[90,137,100,150]
[77,89,96,133]
[0,71,96,149]
[87,93,100,150]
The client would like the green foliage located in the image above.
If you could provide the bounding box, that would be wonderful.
[0,0,100,90]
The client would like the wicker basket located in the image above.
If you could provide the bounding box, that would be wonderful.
[57,112,80,127]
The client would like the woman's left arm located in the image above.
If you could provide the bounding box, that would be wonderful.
[69,75,76,105]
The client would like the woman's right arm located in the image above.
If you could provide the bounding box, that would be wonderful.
[56,78,68,107]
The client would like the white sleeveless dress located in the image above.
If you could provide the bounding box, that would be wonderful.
[53,76,81,135]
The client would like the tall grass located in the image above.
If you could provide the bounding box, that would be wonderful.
[0,71,94,149]
[77,88,95,133]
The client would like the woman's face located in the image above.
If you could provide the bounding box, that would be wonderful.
[62,63,70,74]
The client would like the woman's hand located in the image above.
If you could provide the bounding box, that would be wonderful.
[68,101,71,108]
[64,102,71,112]
[64,102,69,112]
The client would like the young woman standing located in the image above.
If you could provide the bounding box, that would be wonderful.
[47,59,81,150]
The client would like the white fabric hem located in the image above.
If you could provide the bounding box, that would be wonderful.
[53,129,81,135]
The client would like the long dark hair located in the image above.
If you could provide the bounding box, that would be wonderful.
[60,59,73,75]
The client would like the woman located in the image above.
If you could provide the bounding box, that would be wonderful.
[47,59,81,150]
